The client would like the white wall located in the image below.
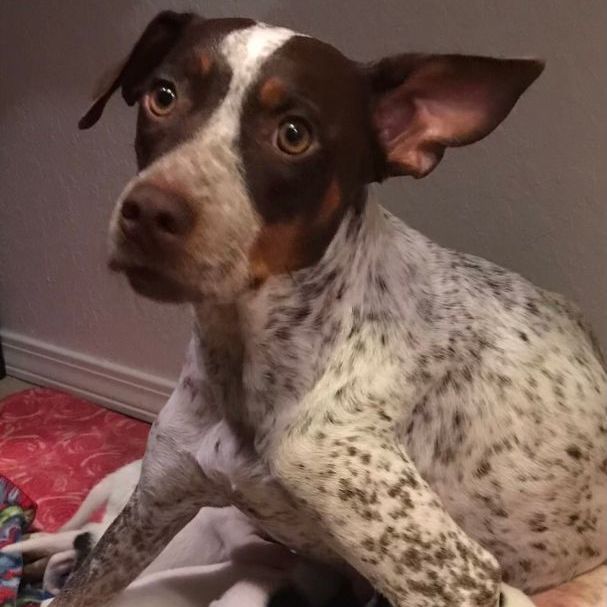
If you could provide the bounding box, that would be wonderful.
[1,1,604,416]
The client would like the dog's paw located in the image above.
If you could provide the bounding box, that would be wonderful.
[500,583,536,607]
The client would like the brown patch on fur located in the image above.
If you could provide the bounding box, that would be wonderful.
[131,17,251,169]
[199,51,213,76]
[249,221,304,285]
[318,178,341,224]
[240,35,378,278]
[248,177,343,286]
[258,77,287,110]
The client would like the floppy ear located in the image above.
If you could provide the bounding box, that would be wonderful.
[365,53,544,179]
[78,11,195,130]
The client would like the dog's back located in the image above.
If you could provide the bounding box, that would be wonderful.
[374,216,607,590]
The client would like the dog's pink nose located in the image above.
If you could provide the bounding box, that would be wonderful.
[120,184,192,240]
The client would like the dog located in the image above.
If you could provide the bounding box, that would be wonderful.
[49,11,605,607]
[4,459,362,606]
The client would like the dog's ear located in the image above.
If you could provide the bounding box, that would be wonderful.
[78,11,195,130]
[364,54,544,179]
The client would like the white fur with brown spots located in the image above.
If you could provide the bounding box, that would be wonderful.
[52,15,605,607]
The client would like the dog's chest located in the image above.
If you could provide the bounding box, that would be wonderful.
[194,414,268,491]
[191,411,337,561]
[173,337,314,541]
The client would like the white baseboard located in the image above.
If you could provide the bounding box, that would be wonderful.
[0,330,175,422]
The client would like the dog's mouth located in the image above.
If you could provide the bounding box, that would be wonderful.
[108,257,197,303]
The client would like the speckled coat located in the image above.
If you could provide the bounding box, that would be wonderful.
[52,13,605,607]
[174,199,605,597]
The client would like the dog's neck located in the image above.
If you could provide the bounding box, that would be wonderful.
[191,195,428,430]
[193,196,386,337]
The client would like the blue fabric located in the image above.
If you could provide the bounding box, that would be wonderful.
[0,475,51,606]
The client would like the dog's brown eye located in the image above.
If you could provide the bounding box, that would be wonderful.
[146,82,177,117]
[276,119,312,155]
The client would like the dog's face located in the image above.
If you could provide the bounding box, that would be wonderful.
[81,12,543,304]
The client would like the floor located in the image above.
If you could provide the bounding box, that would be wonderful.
[0,375,36,399]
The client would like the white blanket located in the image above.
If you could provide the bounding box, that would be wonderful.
[43,506,349,607]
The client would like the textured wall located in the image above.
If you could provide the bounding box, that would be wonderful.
[1,0,604,384]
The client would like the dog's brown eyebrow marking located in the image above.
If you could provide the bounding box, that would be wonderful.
[258,77,288,110]
[199,51,214,76]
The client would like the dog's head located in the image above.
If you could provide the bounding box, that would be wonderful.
[81,11,543,303]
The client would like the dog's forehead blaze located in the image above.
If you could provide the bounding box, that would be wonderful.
[161,17,255,78]
[135,22,296,166]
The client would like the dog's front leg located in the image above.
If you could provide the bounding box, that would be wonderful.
[52,421,225,607]
[272,420,503,607]
[51,492,188,606]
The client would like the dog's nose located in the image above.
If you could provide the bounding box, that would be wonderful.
[119,184,192,240]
